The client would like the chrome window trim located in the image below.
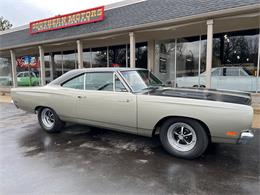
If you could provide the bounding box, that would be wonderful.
[117,69,164,93]
[113,72,116,92]
[116,71,134,92]
[114,71,131,93]
[83,73,86,90]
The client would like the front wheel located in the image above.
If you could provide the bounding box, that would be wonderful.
[160,118,208,159]
[38,107,65,133]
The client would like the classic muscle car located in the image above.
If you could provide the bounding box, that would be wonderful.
[11,68,254,159]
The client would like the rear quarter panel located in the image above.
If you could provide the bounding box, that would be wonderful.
[137,95,253,143]
[11,86,77,120]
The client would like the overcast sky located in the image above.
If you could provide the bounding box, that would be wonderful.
[0,0,124,27]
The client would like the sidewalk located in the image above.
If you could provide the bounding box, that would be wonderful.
[1,93,260,128]
[0,94,11,103]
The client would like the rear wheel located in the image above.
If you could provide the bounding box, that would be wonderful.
[160,118,208,159]
[38,107,65,133]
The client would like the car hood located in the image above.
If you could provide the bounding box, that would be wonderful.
[146,87,252,106]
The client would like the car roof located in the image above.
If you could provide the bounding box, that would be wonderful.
[73,67,145,72]
[49,67,146,85]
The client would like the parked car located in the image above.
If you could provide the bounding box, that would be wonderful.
[176,67,260,91]
[17,71,40,86]
[11,68,254,159]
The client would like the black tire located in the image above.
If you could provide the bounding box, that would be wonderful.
[38,107,65,133]
[160,117,208,159]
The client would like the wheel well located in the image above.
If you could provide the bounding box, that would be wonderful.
[152,116,211,143]
[34,106,46,113]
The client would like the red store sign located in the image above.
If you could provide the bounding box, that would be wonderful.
[30,6,104,34]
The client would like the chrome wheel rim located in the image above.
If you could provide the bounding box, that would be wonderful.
[41,108,55,129]
[167,122,197,152]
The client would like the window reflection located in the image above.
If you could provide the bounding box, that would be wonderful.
[16,55,40,86]
[212,29,259,91]
[176,36,200,88]
[53,50,77,79]
[63,50,77,73]
[136,42,147,69]
[91,47,107,67]
[53,52,62,78]
[83,48,91,68]
[154,40,175,85]
[154,29,259,92]
[0,56,12,86]
[109,45,126,67]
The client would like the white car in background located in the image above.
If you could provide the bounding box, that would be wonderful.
[176,67,260,92]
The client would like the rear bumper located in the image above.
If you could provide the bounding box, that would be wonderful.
[237,129,254,144]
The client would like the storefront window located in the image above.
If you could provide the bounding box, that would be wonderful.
[53,51,77,78]
[91,47,107,67]
[44,54,52,83]
[0,56,12,86]
[154,40,176,86]
[16,55,40,86]
[127,42,148,69]
[212,29,259,92]
[155,37,205,87]
[176,36,201,88]
[63,50,77,73]
[83,48,91,68]
[136,42,147,69]
[53,52,63,78]
[154,29,259,92]
[109,45,127,67]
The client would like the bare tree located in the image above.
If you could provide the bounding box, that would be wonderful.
[0,16,12,31]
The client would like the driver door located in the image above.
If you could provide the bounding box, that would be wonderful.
[75,72,137,134]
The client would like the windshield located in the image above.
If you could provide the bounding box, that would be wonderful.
[120,70,163,92]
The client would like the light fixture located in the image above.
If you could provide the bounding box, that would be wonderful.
[237,56,240,60]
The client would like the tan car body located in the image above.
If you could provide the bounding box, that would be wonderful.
[11,68,254,144]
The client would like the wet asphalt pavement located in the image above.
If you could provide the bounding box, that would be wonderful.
[0,102,259,195]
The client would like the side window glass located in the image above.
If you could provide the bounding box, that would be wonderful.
[17,73,23,77]
[31,72,36,77]
[115,75,127,92]
[239,69,247,76]
[211,69,220,76]
[85,72,113,91]
[62,74,85,90]
[226,68,239,76]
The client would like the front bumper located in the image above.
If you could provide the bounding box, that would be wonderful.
[237,129,254,144]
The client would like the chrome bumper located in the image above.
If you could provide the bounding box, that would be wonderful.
[237,129,254,144]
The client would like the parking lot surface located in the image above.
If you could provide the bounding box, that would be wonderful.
[0,102,259,195]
